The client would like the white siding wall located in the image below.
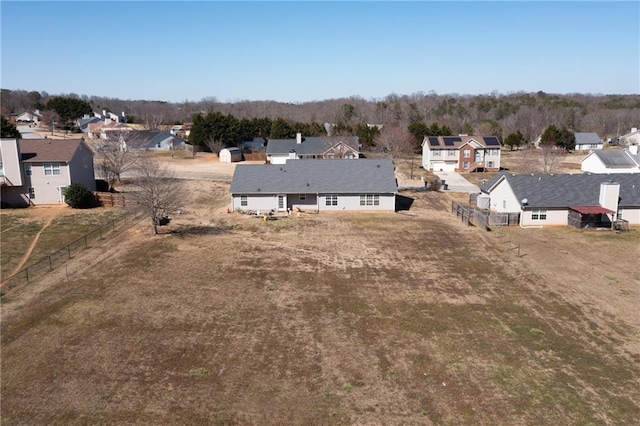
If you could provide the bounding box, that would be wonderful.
[421,141,432,168]
[520,209,568,226]
[28,163,71,204]
[233,193,396,212]
[488,179,520,212]
[619,207,640,224]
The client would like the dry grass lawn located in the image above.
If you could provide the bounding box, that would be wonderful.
[2,179,639,425]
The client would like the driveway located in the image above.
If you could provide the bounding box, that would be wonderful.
[433,171,480,193]
[17,125,44,139]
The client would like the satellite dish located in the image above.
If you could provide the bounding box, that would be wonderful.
[521,198,528,204]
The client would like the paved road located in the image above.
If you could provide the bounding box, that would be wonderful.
[17,126,45,139]
[433,171,480,193]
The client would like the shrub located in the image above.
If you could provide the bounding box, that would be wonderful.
[64,183,97,209]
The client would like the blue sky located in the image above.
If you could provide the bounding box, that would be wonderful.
[1,1,638,103]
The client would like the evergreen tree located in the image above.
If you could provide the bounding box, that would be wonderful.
[1,115,21,138]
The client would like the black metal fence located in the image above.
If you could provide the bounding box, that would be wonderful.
[2,213,142,290]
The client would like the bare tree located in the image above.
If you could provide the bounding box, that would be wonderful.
[90,137,139,191]
[517,147,541,174]
[128,158,183,235]
[135,102,168,130]
[374,124,414,161]
[203,136,225,158]
[40,110,61,134]
[540,145,566,173]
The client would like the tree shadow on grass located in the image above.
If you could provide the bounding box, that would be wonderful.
[171,224,234,236]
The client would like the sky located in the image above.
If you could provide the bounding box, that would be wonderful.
[1,1,638,103]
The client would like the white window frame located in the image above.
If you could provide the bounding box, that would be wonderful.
[240,195,248,207]
[360,194,380,206]
[28,187,35,199]
[531,209,547,220]
[326,194,338,206]
[44,162,61,176]
[462,161,470,169]
[447,150,456,157]
[463,149,471,158]
[432,149,441,157]
[299,194,306,201]
[24,163,32,176]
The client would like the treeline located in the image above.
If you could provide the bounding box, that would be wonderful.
[2,89,639,142]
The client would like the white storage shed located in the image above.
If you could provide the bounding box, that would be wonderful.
[219,147,242,163]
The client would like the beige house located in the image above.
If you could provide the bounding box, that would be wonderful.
[1,138,96,207]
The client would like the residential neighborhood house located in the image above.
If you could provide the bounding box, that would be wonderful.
[421,135,501,172]
[480,172,640,228]
[15,110,42,124]
[230,158,397,212]
[574,132,603,151]
[620,127,640,146]
[1,138,96,207]
[266,133,359,164]
[581,145,640,174]
[122,130,185,151]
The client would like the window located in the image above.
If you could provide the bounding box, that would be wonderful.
[463,149,471,158]
[531,209,547,220]
[326,194,338,206]
[462,161,470,169]
[24,163,32,176]
[44,162,60,176]
[299,194,306,200]
[360,194,379,206]
[447,150,456,157]
[502,200,506,209]
[240,195,248,207]
[487,161,494,168]
[432,149,441,157]
[28,187,35,199]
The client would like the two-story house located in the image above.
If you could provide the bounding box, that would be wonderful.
[421,135,501,172]
[1,138,96,207]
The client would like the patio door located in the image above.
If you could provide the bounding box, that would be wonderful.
[277,195,285,211]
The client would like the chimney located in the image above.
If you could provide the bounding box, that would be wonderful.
[296,132,302,144]
[629,144,638,155]
[288,149,296,160]
[599,181,620,219]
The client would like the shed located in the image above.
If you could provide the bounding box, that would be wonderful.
[219,147,242,163]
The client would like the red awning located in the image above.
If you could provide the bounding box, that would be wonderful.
[570,206,615,215]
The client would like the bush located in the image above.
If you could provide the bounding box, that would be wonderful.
[64,183,97,209]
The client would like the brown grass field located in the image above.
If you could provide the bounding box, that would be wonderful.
[2,170,640,424]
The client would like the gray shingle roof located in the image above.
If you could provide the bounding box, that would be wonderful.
[590,150,639,168]
[481,172,640,208]
[266,136,359,156]
[574,132,602,146]
[125,131,183,149]
[230,159,397,195]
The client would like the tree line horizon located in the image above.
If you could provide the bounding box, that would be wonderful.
[2,88,638,151]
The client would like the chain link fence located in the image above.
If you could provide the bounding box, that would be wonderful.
[2,213,143,290]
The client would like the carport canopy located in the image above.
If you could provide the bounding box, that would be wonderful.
[569,206,615,215]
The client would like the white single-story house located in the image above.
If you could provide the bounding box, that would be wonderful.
[219,147,242,163]
[581,145,640,174]
[1,138,96,207]
[480,172,640,227]
[574,132,603,151]
[266,133,359,164]
[122,130,185,151]
[230,158,397,212]
[15,110,42,123]
[421,135,501,172]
